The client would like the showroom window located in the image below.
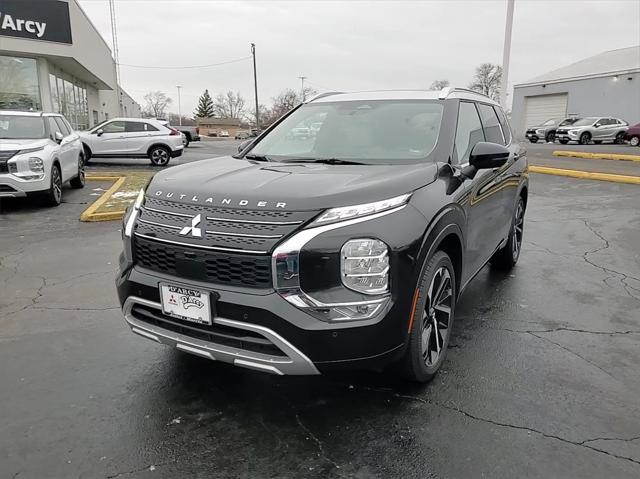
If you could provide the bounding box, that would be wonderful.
[49,68,89,131]
[0,56,41,110]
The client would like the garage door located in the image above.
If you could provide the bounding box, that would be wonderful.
[523,93,568,128]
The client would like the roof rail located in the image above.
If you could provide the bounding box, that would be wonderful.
[305,91,343,103]
[438,87,491,100]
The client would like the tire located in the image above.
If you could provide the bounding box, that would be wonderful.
[629,136,640,147]
[82,144,92,163]
[44,164,63,207]
[398,250,456,383]
[491,197,525,270]
[70,154,85,189]
[615,132,625,145]
[528,138,538,144]
[545,132,555,143]
[559,139,569,144]
[148,145,171,166]
[184,138,190,148]
[579,132,591,145]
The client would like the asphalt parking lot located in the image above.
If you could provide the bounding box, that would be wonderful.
[1,165,639,477]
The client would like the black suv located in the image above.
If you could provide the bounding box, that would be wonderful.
[116,88,528,383]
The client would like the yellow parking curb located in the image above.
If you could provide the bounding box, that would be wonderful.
[80,175,126,222]
[553,150,640,162]
[529,166,640,185]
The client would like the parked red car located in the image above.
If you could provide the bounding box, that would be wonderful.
[624,122,640,146]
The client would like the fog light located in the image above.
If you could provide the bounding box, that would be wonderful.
[341,239,389,294]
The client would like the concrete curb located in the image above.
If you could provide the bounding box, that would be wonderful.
[80,175,127,222]
[529,166,640,185]
[553,150,640,162]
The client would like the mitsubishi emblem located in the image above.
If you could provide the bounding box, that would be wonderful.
[179,214,202,238]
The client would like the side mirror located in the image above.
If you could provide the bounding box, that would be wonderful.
[237,139,252,153]
[469,142,510,170]
[54,131,64,144]
[96,129,104,136]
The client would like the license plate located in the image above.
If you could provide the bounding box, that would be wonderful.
[160,283,212,325]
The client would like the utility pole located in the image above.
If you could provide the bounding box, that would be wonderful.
[108,0,122,116]
[176,86,182,125]
[251,43,260,131]
[500,0,515,109]
[298,76,308,102]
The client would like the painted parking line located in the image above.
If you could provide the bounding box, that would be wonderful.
[81,176,126,222]
[529,166,640,185]
[553,150,640,162]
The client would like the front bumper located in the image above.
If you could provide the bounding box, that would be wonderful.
[171,148,183,158]
[0,173,48,198]
[116,265,408,375]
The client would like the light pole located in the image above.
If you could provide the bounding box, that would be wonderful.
[176,86,182,125]
[298,76,308,102]
[251,43,260,130]
[500,0,515,109]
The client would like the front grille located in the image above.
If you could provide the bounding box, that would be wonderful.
[131,304,286,357]
[526,129,536,134]
[556,129,568,134]
[134,236,273,288]
[0,150,18,173]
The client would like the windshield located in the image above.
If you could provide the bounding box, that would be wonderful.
[559,118,580,126]
[542,119,558,126]
[249,100,444,164]
[572,117,598,126]
[0,115,47,139]
[90,119,110,132]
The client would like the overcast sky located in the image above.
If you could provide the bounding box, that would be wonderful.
[78,0,640,116]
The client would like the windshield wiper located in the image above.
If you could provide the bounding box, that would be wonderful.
[280,158,366,165]
[244,154,271,162]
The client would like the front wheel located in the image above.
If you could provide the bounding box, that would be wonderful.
[615,132,626,145]
[528,138,538,144]
[629,136,640,147]
[398,251,456,383]
[545,132,555,143]
[491,197,525,269]
[149,146,171,166]
[579,132,591,145]
[559,139,569,144]
[44,164,63,207]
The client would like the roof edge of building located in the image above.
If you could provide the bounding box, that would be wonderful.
[514,67,640,88]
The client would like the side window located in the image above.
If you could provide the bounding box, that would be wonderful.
[454,102,485,164]
[47,117,63,140]
[102,121,125,133]
[495,106,512,144]
[145,123,159,131]
[54,117,71,136]
[62,117,74,133]
[126,122,160,132]
[477,103,505,145]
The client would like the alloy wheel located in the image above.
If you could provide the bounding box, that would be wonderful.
[630,136,640,147]
[78,158,85,184]
[421,267,453,367]
[52,167,62,203]
[151,148,169,166]
[512,201,524,260]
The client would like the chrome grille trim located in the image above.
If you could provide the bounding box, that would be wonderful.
[206,216,303,226]
[205,230,283,239]
[142,205,193,218]
[137,218,182,230]
[134,232,268,255]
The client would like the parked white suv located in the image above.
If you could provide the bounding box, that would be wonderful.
[79,118,184,166]
[0,111,85,207]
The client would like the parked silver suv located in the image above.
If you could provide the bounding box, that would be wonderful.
[555,117,629,145]
[0,111,85,206]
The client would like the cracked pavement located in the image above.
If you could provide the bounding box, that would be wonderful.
[1,174,639,478]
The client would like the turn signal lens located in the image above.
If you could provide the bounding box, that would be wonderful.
[341,239,389,295]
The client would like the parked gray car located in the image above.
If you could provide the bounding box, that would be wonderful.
[554,117,629,145]
[525,117,580,143]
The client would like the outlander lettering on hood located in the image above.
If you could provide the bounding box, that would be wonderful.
[152,190,287,209]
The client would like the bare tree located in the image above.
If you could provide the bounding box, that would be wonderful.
[468,64,502,100]
[143,91,172,118]
[268,86,318,122]
[429,79,450,90]
[243,104,271,128]
[214,91,246,119]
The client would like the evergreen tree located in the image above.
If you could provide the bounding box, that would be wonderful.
[195,89,215,118]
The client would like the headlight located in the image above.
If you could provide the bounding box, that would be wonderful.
[312,194,411,225]
[28,157,44,172]
[535,129,545,135]
[341,239,389,294]
[569,129,579,134]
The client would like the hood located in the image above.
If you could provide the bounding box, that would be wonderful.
[148,156,439,211]
[0,138,50,151]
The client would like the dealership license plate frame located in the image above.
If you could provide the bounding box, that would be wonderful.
[159,283,214,326]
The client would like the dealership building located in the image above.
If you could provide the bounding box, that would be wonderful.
[511,46,640,136]
[0,0,140,130]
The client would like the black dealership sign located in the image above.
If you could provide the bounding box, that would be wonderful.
[0,0,72,44]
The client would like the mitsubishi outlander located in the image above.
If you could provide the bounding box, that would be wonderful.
[116,88,528,382]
